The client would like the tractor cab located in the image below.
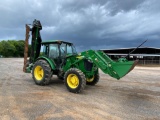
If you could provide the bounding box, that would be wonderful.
[41,40,77,68]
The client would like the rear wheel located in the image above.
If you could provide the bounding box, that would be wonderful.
[32,60,52,85]
[86,73,99,85]
[64,68,86,93]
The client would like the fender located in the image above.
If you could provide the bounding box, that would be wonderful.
[36,56,56,70]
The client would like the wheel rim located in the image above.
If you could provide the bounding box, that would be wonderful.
[86,76,94,82]
[67,74,79,89]
[34,66,44,80]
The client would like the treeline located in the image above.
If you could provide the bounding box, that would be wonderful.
[0,40,31,57]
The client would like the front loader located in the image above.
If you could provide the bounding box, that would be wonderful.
[23,19,138,93]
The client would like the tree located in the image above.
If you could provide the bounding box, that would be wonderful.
[10,40,25,57]
[0,42,3,54]
[0,40,31,57]
[0,41,16,57]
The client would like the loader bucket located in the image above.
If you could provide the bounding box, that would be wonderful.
[81,50,138,80]
[109,60,138,79]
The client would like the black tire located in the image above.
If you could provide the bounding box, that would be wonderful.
[32,60,52,85]
[86,73,99,85]
[64,68,86,93]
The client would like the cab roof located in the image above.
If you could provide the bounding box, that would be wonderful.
[41,40,72,45]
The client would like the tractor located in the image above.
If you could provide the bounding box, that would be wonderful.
[23,19,138,93]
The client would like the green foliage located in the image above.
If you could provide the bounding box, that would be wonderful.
[0,40,31,57]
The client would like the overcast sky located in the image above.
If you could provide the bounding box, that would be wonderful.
[0,0,160,52]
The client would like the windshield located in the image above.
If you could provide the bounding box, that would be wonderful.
[66,44,77,55]
[59,43,77,57]
[72,45,77,54]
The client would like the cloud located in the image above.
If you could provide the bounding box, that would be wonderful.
[0,0,160,52]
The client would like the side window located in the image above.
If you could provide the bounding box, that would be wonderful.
[49,44,59,58]
[43,45,49,56]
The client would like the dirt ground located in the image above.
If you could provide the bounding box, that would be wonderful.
[0,58,160,120]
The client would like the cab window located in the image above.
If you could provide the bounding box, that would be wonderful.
[49,44,59,58]
[43,44,49,56]
[60,43,66,57]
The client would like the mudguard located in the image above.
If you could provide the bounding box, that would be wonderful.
[36,56,56,70]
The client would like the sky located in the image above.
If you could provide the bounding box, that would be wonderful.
[0,0,160,52]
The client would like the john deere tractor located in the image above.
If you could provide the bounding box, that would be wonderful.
[23,19,138,93]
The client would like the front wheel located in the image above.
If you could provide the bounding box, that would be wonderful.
[32,60,52,85]
[64,68,86,93]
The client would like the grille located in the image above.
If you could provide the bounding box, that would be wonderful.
[84,59,93,71]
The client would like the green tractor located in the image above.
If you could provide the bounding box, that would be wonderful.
[23,19,138,93]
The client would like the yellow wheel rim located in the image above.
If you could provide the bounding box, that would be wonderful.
[67,74,79,89]
[34,66,44,81]
[87,76,94,82]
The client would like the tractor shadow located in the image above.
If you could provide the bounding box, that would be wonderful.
[49,76,64,85]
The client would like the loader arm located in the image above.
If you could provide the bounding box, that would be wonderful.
[81,50,138,79]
